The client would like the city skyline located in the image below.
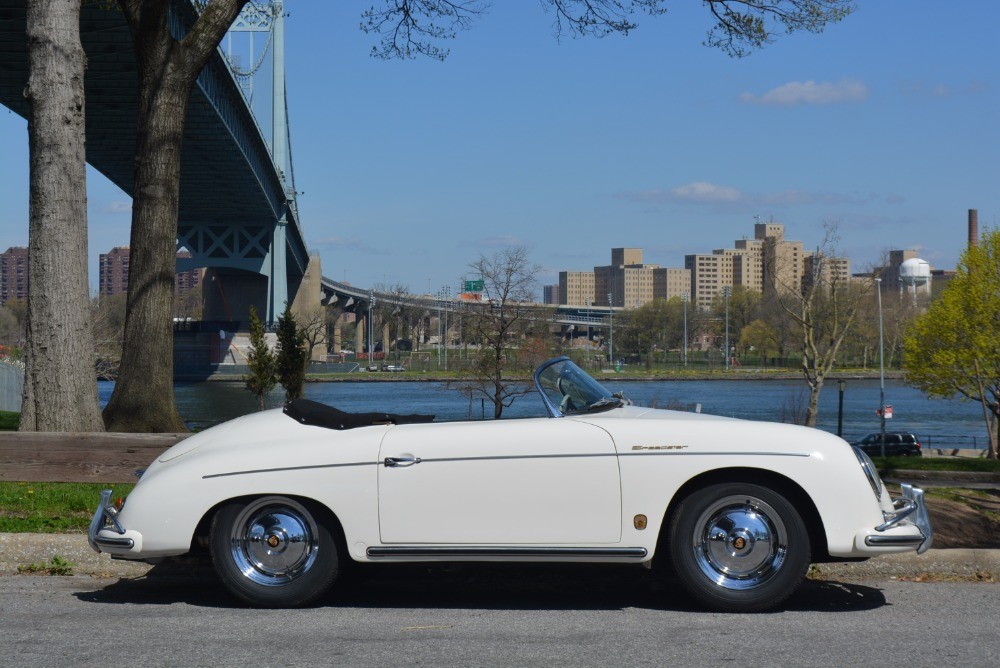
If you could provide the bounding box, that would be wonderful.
[0,1,997,296]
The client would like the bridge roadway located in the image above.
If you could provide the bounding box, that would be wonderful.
[320,277,614,328]
[0,0,308,319]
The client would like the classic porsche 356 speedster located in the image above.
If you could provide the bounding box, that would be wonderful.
[90,357,931,612]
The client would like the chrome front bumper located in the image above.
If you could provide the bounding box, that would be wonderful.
[865,483,933,554]
[88,489,134,553]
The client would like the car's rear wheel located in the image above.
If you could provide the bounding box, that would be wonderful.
[668,482,810,612]
[210,496,339,608]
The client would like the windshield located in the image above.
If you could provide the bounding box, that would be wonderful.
[533,357,622,417]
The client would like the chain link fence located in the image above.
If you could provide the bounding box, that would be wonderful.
[0,360,24,412]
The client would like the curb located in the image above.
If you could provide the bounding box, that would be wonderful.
[1,533,997,580]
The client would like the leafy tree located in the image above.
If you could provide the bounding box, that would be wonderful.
[275,304,307,402]
[739,319,780,367]
[904,230,1000,460]
[244,305,277,411]
[618,298,683,367]
[89,0,851,431]
[19,0,104,432]
[710,285,762,358]
[458,247,541,418]
[103,0,250,432]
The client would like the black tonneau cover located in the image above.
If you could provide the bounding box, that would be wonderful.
[283,399,434,431]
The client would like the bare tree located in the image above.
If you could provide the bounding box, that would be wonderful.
[103,0,250,432]
[767,223,869,427]
[92,294,128,381]
[20,0,104,432]
[294,304,328,362]
[363,1,854,60]
[457,247,541,419]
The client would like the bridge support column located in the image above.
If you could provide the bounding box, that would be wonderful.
[354,315,364,357]
[265,217,288,326]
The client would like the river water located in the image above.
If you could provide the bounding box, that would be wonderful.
[97,377,990,449]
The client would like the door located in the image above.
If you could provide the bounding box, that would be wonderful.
[377,418,622,544]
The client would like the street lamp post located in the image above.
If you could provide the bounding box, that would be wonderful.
[722,285,731,372]
[436,289,442,369]
[837,379,846,437]
[443,286,450,369]
[876,277,886,457]
[367,290,376,369]
[586,300,591,362]
[681,291,689,368]
[607,292,613,369]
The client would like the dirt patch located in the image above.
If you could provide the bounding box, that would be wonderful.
[920,488,1000,549]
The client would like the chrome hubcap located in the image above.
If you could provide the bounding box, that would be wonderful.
[230,498,318,587]
[692,495,787,590]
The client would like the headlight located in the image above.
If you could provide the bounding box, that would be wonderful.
[853,446,883,499]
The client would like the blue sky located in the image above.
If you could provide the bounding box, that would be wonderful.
[1,1,997,296]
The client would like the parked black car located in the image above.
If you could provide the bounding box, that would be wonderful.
[852,432,922,457]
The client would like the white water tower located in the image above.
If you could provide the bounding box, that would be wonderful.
[899,257,931,306]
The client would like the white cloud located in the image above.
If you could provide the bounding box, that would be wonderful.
[740,79,869,106]
[313,236,389,255]
[620,182,904,211]
[628,182,745,205]
[98,201,132,214]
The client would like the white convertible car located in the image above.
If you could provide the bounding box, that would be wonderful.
[90,357,931,612]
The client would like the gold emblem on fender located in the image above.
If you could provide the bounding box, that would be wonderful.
[633,514,648,530]
[631,445,689,451]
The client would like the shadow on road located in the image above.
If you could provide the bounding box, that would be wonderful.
[73,562,887,613]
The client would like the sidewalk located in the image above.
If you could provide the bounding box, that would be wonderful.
[1,532,997,580]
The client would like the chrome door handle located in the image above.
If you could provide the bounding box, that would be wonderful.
[384,456,421,468]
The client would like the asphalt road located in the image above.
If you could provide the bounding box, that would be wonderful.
[2,565,997,667]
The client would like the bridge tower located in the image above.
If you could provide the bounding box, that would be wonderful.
[222,0,296,325]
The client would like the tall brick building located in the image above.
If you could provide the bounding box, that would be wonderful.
[99,246,202,298]
[0,246,29,304]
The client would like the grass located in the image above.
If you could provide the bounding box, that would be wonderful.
[0,410,18,430]
[17,555,75,576]
[0,482,134,533]
[873,457,1000,472]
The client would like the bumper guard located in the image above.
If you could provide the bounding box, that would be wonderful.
[88,489,134,552]
[865,483,933,554]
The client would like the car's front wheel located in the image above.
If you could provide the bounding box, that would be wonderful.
[668,482,810,612]
[210,496,339,607]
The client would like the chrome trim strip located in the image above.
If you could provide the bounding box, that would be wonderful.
[618,451,812,458]
[366,546,648,558]
[865,535,924,547]
[207,450,811,479]
[92,536,135,549]
[203,461,377,479]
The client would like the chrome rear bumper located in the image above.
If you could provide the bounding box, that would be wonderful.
[865,483,933,554]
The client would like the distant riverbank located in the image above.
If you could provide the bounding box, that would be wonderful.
[190,368,907,383]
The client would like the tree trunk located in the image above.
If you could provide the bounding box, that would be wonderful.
[103,0,248,432]
[102,35,190,432]
[804,381,821,428]
[20,0,104,432]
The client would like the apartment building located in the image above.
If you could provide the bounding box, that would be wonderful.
[99,246,131,297]
[558,271,596,306]
[0,246,29,304]
[100,246,202,298]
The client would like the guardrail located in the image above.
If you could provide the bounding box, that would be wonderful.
[0,433,188,483]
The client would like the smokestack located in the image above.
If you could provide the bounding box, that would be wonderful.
[968,209,979,248]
